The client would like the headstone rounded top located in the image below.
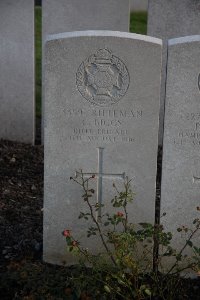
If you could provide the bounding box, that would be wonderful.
[46,30,162,45]
[168,35,200,46]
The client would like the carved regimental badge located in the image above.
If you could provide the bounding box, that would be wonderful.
[76,49,130,106]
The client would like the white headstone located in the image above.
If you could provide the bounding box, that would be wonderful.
[130,0,148,11]
[161,36,200,261]
[148,0,200,144]
[0,0,35,144]
[43,0,130,35]
[43,31,162,265]
[42,0,131,66]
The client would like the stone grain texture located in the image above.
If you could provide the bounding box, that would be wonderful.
[161,36,200,263]
[0,0,35,144]
[43,31,162,265]
[148,0,200,144]
[42,0,130,36]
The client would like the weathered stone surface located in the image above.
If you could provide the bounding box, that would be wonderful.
[161,36,200,260]
[43,31,162,265]
[0,0,35,144]
[148,0,200,40]
[148,0,200,144]
[130,0,147,11]
[42,0,130,37]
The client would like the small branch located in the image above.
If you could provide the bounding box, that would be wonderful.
[79,172,117,266]
[164,226,199,276]
[86,197,117,266]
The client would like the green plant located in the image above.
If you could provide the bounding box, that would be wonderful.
[63,171,200,299]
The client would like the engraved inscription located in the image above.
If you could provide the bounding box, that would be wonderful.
[65,107,142,144]
[173,76,200,146]
[173,111,200,146]
[76,49,130,106]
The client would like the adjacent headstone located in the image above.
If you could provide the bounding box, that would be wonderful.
[0,0,35,144]
[130,0,148,11]
[42,0,130,35]
[161,36,200,260]
[43,31,162,265]
[148,0,200,144]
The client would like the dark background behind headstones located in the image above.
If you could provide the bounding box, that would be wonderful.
[35,0,41,6]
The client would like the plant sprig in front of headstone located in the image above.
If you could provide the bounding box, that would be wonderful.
[62,171,200,299]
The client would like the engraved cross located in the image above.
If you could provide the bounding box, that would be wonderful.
[76,147,125,220]
[193,176,200,183]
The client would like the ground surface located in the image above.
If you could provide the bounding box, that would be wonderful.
[0,139,75,299]
[0,139,43,270]
[0,139,199,299]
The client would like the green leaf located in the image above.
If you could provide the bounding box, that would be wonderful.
[104,285,111,293]
[187,240,193,247]
[139,223,152,229]
[176,254,182,261]
[117,278,126,286]
[68,246,74,252]
[145,289,151,296]
[78,212,84,219]
[65,237,72,244]
[193,246,200,254]
[104,222,110,226]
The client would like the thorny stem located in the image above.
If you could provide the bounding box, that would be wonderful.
[170,263,196,276]
[113,177,131,232]
[78,171,117,266]
[123,179,130,232]
[164,225,200,277]
[151,272,165,300]
[70,172,200,298]
[71,236,93,265]
[153,224,160,273]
